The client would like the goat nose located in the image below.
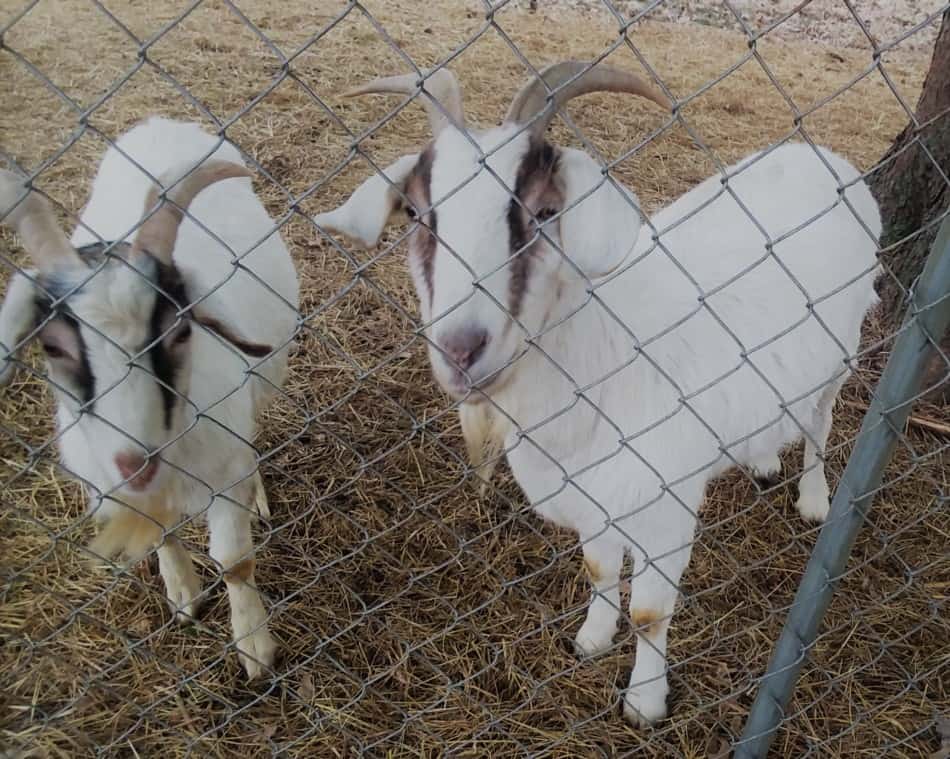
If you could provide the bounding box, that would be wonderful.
[440,327,490,372]
[114,451,159,490]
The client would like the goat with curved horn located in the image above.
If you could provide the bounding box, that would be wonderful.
[505,60,671,137]
[0,170,82,272]
[0,117,300,681]
[314,55,881,730]
[344,68,465,137]
[132,160,252,264]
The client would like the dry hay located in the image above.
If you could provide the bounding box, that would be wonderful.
[1,1,947,757]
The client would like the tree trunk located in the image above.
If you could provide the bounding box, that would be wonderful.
[869,10,949,400]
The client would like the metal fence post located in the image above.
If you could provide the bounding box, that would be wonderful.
[736,215,950,758]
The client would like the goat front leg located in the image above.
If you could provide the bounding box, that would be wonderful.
[574,534,624,657]
[207,483,277,679]
[157,534,202,623]
[623,539,691,728]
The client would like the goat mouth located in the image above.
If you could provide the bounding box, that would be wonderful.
[442,358,516,401]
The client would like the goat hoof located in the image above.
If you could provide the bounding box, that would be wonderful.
[574,623,615,658]
[749,453,782,485]
[795,492,830,522]
[622,686,668,728]
[796,475,830,522]
[171,601,200,625]
[163,573,202,624]
[237,627,278,680]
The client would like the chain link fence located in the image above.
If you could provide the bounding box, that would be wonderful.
[1,1,948,757]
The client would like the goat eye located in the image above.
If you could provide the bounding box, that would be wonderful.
[42,343,65,359]
[536,207,558,222]
[173,322,192,345]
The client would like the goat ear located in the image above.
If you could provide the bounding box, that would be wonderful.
[313,153,419,249]
[192,311,274,358]
[555,147,643,278]
[0,270,40,386]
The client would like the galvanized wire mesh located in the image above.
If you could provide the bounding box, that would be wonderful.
[1,1,948,757]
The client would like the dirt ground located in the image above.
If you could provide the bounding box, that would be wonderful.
[1,1,947,757]
[521,0,946,54]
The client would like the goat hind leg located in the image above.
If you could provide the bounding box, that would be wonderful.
[795,379,844,522]
[749,450,782,484]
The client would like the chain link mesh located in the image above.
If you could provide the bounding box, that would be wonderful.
[1,1,947,756]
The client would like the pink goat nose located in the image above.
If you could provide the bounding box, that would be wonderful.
[440,327,490,372]
[114,451,159,490]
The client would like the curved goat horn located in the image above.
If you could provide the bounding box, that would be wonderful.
[344,68,465,137]
[505,60,670,138]
[133,161,251,264]
[0,170,81,272]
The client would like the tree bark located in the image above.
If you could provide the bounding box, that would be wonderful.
[869,10,949,400]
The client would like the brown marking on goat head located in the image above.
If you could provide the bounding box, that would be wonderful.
[507,140,563,319]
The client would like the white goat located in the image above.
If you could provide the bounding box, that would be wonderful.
[0,116,299,679]
[314,62,881,725]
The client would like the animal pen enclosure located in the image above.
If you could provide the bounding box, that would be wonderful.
[1,1,948,757]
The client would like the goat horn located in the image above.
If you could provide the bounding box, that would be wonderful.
[344,68,465,137]
[505,60,671,138]
[0,170,81,272]
[133,160,252,264]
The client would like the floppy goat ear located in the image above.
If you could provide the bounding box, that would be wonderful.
[0,270,41,386]
[313,153,419,249]
[554,147,644,279]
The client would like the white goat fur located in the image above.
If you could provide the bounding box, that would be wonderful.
[459,401,508,496]
[317,119,881,724]
[0,117,299,678]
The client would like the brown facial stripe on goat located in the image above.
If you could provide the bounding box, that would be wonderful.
[407,144,437,306]
[224,557,255,583]
[507,140,560,319]
[32,296,96,406]
[630,608,665,638]
[149,259,190,429]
